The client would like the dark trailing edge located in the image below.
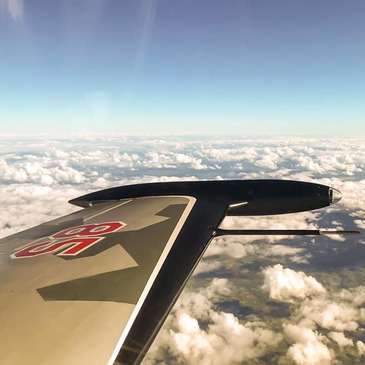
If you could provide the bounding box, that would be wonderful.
[69,180,359,365]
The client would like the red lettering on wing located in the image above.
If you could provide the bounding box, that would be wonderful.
[51,222,125,239]
[11,237,103,258]
[11,221,126,259]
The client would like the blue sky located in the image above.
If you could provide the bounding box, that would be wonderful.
[1,0,365,135]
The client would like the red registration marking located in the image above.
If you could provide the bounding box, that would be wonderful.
[11,237,102,258]
[51,222,124,239]
[11,221,125,259]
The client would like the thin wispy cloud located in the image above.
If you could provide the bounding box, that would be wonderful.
[1,0,23,22]
[136,0,158,67]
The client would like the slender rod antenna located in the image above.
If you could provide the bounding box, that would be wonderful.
[215,229,361,237]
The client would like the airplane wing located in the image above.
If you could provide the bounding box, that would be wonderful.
[0,180,354,365]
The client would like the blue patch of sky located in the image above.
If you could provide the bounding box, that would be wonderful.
[0,0,364,135]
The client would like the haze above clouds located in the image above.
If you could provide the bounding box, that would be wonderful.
[0,136,364,365]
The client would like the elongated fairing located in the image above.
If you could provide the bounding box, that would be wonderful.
[70,180,336,215]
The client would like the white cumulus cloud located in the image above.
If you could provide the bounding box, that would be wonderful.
[284,324,332,365]
[146,279,281,365]
[262,264,326,302]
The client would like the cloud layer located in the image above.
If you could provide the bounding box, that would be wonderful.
[0,136,364,364]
